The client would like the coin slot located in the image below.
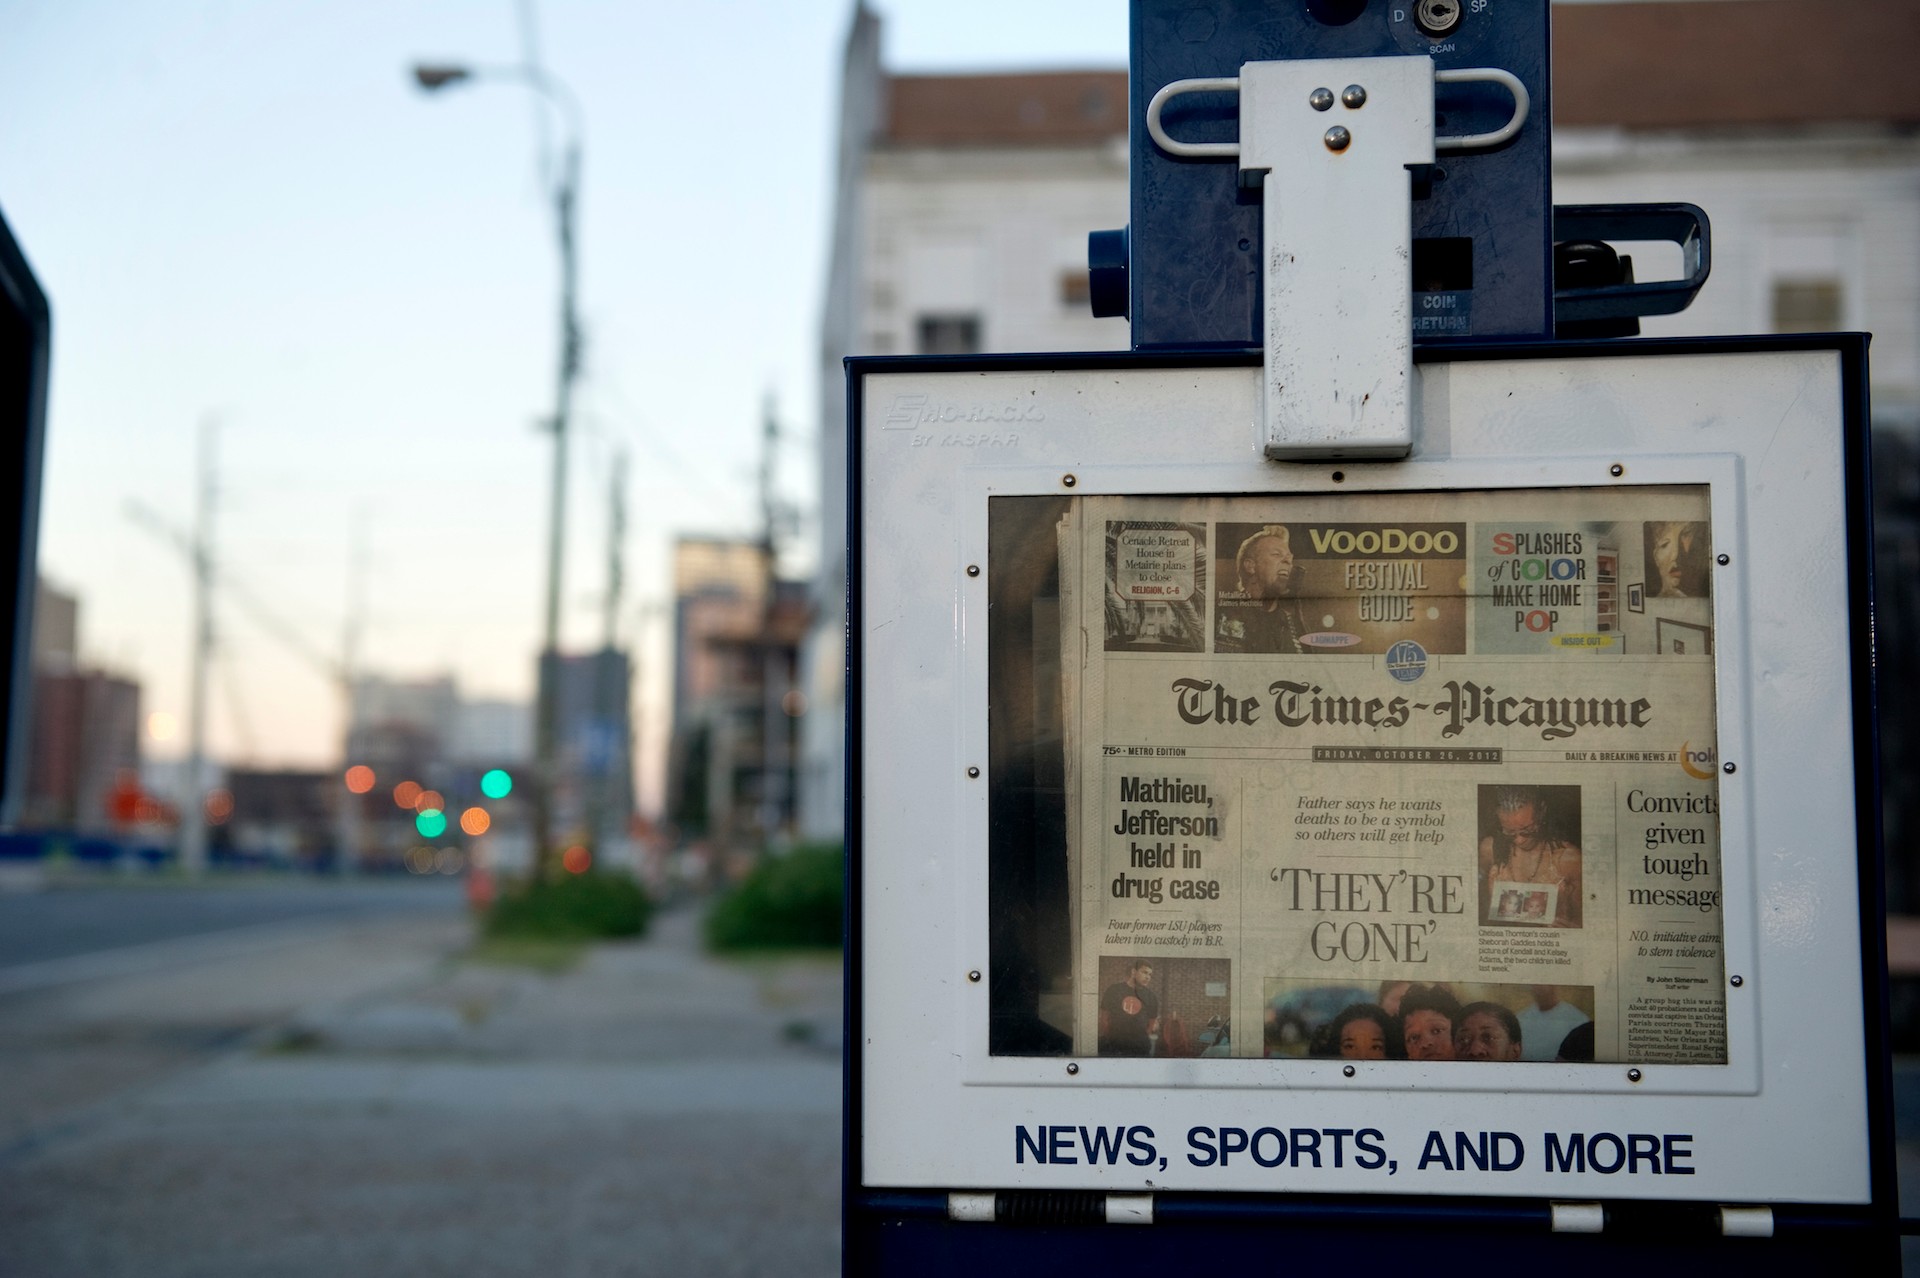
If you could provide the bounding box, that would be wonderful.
[1413,237,1474,292]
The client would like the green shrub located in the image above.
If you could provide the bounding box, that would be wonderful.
[704,842,844,952]
[485,871,652,942]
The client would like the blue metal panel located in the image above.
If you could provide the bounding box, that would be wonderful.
[850,1210,1897,1275]
[0,206,49,825]
[1127,0,1552,348]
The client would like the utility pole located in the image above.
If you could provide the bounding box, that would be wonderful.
[336,509,368,875]
[179,417,217,876]
[604,449,626,649]
[757,393,789,850]
[410,44,585,880]
[528,89,583,883]
[127,493,360,870]
[585,450,627,859]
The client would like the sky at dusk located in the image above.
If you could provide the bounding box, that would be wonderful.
[0,1,1129,808]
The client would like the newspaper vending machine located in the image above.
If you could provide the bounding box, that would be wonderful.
[844,2,1893,1271]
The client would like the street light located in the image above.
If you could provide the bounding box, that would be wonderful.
[411,65,471,90]
[412,59,583,877]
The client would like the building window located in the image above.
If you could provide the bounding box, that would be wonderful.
[1771,279,1844,333]
[916,314,982,355]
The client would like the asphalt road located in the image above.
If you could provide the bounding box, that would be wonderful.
[0,882,841,1277]
[0,877,463,968]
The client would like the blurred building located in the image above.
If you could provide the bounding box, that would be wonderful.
[342,673,532,871]
[345,675,534,774]
[25,667,141,832]
[31,576,76,670]
[671,537,771,741]
[539,648,635,852]
[1551,0,1920,427]
[801,0,1920,845]
[346,674,459,775]
[215,768,333,867]
[799,5,1132,840]
[1548,0,1920,920]
[453,697,533,769]
[668,536,807,854]
[22,577,144,834]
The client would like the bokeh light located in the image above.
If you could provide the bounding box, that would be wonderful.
[460,806,491,836]
[204,789,234,824]
[417,789,445,813]
[147,711,178,742]
[416,808,447,839]
[480,769,513,800]
[392,780,422,809]
[404,846,435,874]
[435,847,465,875]
[344,765,375,794]
[562,844,592,875]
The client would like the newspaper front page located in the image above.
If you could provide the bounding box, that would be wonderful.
[1056,488,1724,1066]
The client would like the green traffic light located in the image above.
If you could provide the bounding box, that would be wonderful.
[481,769,513,800]
[416,808,447,838]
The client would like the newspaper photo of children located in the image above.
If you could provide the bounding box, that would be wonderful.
[1325,1002,1399,1060]
[1263,980,1597,1062]
[1477,784,1584,928]
[1491,885,1555,925]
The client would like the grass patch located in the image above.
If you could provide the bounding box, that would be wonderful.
[261,1026,327,1055]
[484,871,653,942]
[705,843,844,953]
[720,948,846,970]
[463,935,589,975]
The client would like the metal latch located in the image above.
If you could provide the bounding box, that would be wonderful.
[948,1191,1153,1225]
[1553,1201,1776,1237]
[1147,57,1528,461]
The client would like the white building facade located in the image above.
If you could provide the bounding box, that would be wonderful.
[800,0,1920,842]
[797,7,1131,839]
[1556,132,1920,427]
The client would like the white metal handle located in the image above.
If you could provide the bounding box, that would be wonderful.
[1434,66,1529,150]
[1146,65,1528,159]
[1145,76,1242,158]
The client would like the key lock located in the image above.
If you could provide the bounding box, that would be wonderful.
[1147,59,1528,460]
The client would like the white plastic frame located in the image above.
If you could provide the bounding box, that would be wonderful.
[950,453,1755,1098]
[856,346,1869,1203]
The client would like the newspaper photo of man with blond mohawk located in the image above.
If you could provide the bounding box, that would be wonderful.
[1478,785,1584,929]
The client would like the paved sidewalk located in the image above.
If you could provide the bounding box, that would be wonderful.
[0,904,842,1277]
